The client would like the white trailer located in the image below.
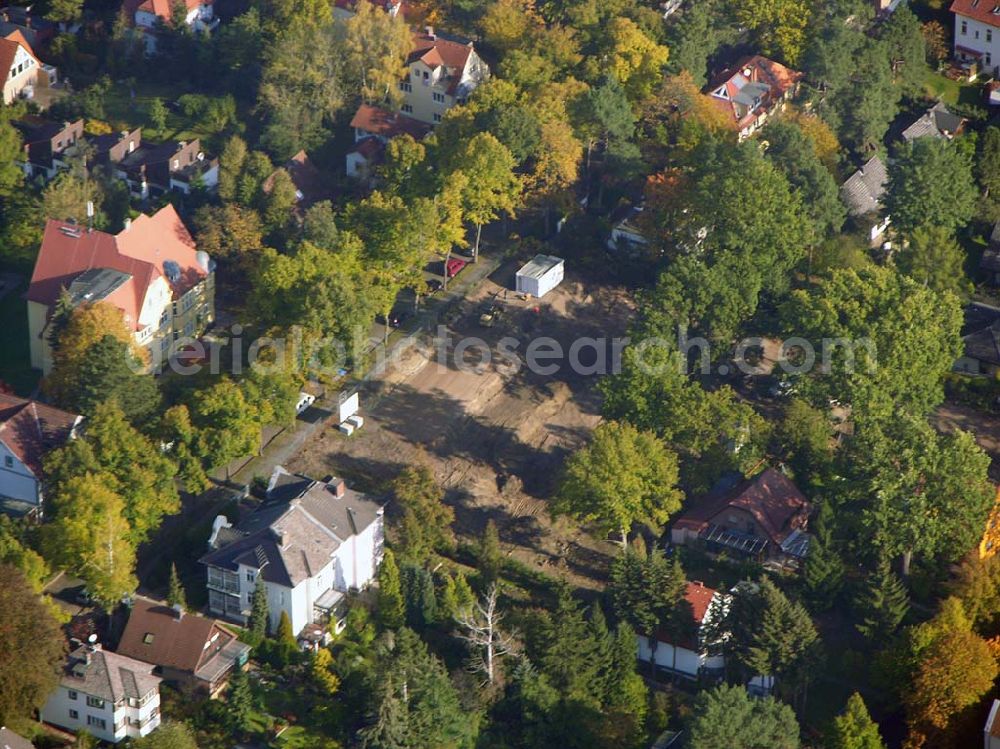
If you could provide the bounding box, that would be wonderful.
[515,254,564,298]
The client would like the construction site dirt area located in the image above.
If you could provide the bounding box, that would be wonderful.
[290,268,635,589]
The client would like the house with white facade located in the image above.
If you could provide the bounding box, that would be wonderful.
[25,204,215,375]
[200,466,385,636]
[131,0,217,53]
[346,103,431,181]
[0,394,80,518]
[1,29,44,104]
[40,643,162,744]
[637,581,730,680]
[400,28,489,125]
[704,55,803,141]
[951,0,1000,77]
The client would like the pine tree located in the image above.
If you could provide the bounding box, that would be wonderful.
[439,572,459,623]
[803,533,845,611]
[276,610,296,647]
[588,603,613,700]
[603,622,648,747]
[540,585,600,705]
[310,648,341,696]
[478,520,503,586]
[248,577,269,643]
[377,550,405,629]
[227,666,253,734]
[854,559,909,643]
[419,569,438,627]
[454,571,476,617]
[828,692,886,749]
[166,562,187,611]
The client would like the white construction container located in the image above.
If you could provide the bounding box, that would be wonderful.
[515,254,564,298]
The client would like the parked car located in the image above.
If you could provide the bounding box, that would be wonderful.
[479,302,504,327]
[446,257,468,278]
[295,392,316,415]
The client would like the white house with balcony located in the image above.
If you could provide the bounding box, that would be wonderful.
[952,0,1000,76]
[200,466,385,636]
[40,643,162,744]
[133,0,217,53]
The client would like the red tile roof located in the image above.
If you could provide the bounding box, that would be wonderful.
[349,104,432,140]
[117,597,239,675]
[136,0,211,20]
[0,30,39,80]
[262,150,330,207]
[683,581,717,625]
[408,30,473,70]
[673,468,810,546]
[0,394,79,476]
[706,55,803,131]
[951,0,1000,27]
[26,205,206,331]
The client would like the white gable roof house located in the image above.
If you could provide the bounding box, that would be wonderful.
[200,466,385,637]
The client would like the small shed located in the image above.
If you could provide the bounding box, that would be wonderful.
[515,254,564,298]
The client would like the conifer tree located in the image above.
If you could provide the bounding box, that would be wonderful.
[226,667,253,734]
[166,562,187,611]
[454,571,476,616]
[248,577,269,643]
[540,586,600,705]
[854,559,909,643]
[605,622,648,724]
[377,550,405,629]
[803,506,845,612]
[828,692,886,749]
[277,610,296,647]
[588,603,613,700]
[478,520,503,587]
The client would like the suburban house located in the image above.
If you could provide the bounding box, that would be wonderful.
[840,155,891,243]
[901,101,966,142]
[200,466,385,636]
[0,394,80,517]
[704,55,803,141]
[26,204,215,374]
[986,699,1000,749]
[13,116,83,181]
[0,6,59,49]
[116,597,250,696]
[955,302,1000,376]
[400,28,489,125]
[951,0,1000,77]
[262,150,329,210]
[0,29,48,104]
[980,221,1000,284]
[333,0,404,20]
[0,727,35,749]
[40,642,162,744]
[636,580,730,680]
[670,468,811,563]
[346,103,431,181]
[87,127,143,169]
[116,138,218,198]
[130,0,217,53]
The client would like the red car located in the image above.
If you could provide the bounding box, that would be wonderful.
[446,257,468,278]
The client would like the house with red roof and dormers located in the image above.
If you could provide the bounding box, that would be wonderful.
[670,467,811,564]
[951,0,1000,77]
[704,55,803,141]
[0,394,80,518]
[400,27,489,125]
[128,0,217,54]
[0,29,45,104]
[25,204,215,375]
[636,580,730,680]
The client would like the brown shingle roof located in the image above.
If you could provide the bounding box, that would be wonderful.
[0,395,79,476]
[349,104,432,140]
[117,597,245,675]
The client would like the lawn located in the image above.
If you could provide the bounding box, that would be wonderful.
[922,68,983,107]
[0,275,40,396]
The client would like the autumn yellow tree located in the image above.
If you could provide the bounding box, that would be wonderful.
[480,0,542,54]
[605,18,669,101]
[784,108,841,176]
[45,301,139,405]
[342,0,411,107]
[735,0,811,66]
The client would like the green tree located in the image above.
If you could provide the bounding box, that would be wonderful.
[45,400,179,544]
[735,0,810,64]
[898,225,970,298]
[45,0,84,24]
[445,132,521,261]
[45,474,137,607]
[248,577,269,642]
[0,112,25,197]
[538,585,601,704]
[879,5,927,98]
[884,137,977,238]
[853,559,910,643]
[0,516,49,592]
[66,335,161,422]
[159,405,210,494]
[167,562,187,611]
[377,549,405,629]
[132,721,199,749]
[828,693,886,749]
[779,399,833,477]
[554,421,682,547]
[687,684,800,749]
[276,610,296,646]
[187,379,260,476]
[226,666,253,734]
[978,126,1000,216]
[392,466,455,561]
[147,98,168,134]
[0,564,64,725]
[260,168,297,233]
[218,135,249,203]
[802,504,845,612]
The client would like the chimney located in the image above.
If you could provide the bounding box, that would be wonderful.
[425,25,435,39]
[328,479,346,498]
[172,603,184,621]
[123,217,131,231]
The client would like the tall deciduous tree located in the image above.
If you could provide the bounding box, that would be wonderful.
[898,225,971,299]
[735,0,810,65]
[132,721,199,749]
[456,584,515,685]
[187,379,260,476]
[554,421,682,547]
[603,18,669,101]
[0,564,64,725]
[67,335,161,422]
[341,0,411,107]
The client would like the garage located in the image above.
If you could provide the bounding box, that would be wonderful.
[515,254,564,298]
